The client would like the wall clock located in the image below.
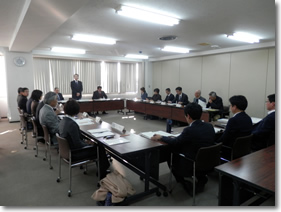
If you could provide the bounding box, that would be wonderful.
[13,57,26,67]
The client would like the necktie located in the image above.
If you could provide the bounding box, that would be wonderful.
[196,98,198,103]
[57,94,60,100]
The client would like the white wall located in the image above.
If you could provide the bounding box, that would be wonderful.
[151,48,275,118]
[0,54,8,118]
[4,50,34,122]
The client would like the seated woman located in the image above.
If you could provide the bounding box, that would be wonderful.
[59,99,110,179]
[140,87,148,100]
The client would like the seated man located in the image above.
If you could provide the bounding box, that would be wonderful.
[172,87,189,106]
[152,103,215,194]
[92,86,108,114]
[59,100,110,179]
[206,91,224,121]
[164,88,175,103]
[39,92,60,145]
[54,87,64,101]
[193,90,206,105]
[216,95,252,148]
[147,88,162,102]
[251,94,275,151]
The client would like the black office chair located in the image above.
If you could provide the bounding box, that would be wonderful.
[42,125,53,169]
[56,133,97,197]
[31,117,44,157]
[221,134,253,162]
[169,143,222,205]
[222,106,230,118]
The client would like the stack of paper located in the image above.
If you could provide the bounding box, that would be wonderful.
[217,118,229,123]
[214,127,224,133]
[251,117,262,124]
[75,118,94,126]
[140,130,174,139]
[103,137,130,146]
[88,128,115,138]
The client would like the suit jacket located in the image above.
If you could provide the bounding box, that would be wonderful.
[172,93,189,105]
[206,96,224,113]
[252,111,275,150]
[164,93,175,102]
[39,104,59,136]
[161,120,215,160]
[216,112,253,147]
[57,93,64,101]
[18,95,28,113]
[71,80,83,100]
[151,94,162,102]
[92,91,107,99]
[193,96,206,103]
[59,117,88,150]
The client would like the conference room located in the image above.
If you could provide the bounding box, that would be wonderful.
[0,0,276,207]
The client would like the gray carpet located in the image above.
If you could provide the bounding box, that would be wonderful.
[0,111,272,207]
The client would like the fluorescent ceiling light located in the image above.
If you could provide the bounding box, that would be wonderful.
[125,54,149,59]
[227,32,260,43]
[72,34,116,45]
[51,47,85,54]
[116,5,179,26]
[161,46,190,53]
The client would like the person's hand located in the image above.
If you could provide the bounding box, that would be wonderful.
[168,101,171,103]
[76,93,80,96]
[178,101,182,104]
[208,99,212,103]
[151,134,162,141]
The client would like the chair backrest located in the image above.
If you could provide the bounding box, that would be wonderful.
[42,125,50,144]
[19,114,27,128]
[56,133,70,160]
[30,117,37,134]
[195,143,222,171]
[232,134,253,160]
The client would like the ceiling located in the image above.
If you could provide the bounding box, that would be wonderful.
[0,0,276,60]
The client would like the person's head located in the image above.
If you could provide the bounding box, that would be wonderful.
[194,90,201,98]
[166,88,171,95]
[229,95,248,113]
[73,74,79,80]
[64,99,80,117]
[140,87,146,94]
[266,94,275,111]
[184,103,202,123]
[209,91,217,101]
[175,87,182,95]
[43,92,57,107]
[17,87,22,94]
[154,88,160,94]
[22,87,29,97]
[54,87,60,94]
[97,86,102,92]
[31,90,43,102]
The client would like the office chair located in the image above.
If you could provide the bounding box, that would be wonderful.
[42,125,53,169]
[31,117,44,157]
[56,133,97,197]
[19,113,34,149]
[221,134,253,162]
[222,106,230,118]
[169,143,222,205]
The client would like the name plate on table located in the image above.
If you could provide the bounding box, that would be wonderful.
[95,116,102,123]
[176,104,182,107]
[111,122,125,133]
[161,102,166,105]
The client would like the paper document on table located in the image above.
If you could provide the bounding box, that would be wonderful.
[91,131,115,138]
[198,99,206,108]
[88,128,109,134]
[251,117,262,124]
[217,118,229,124]
[75,118,93,126]
[214,127,224,133]
[171,133,181,137]
[140,130,173,139]
[104,137,130,146]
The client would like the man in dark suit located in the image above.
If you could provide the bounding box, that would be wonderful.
[164,88,175,103]
[59,100,110,179]
[54,87,64,101]
[216,95,252,148]
[251,94,275,151]
[18,87,29,113]
[92,86,108,114]
[152,103,215,194]
[172,87,189,105]
[70,74,83,100]
[206,91,224,121]
[193,90,206,104]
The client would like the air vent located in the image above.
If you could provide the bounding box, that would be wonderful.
[159,36,177,41]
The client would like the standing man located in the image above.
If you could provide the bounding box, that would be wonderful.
[70,74,83,100]
[172,87,189,106]
[251,94,275,151]
[54,87,64,101]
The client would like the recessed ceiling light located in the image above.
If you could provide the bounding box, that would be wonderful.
[161,46,190,53]
[116,5,179,26]
[72,34,116,45]
[227,32,260,43]
[159,36,177,41]
[51,47,86,54]
[125,54,149,59]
